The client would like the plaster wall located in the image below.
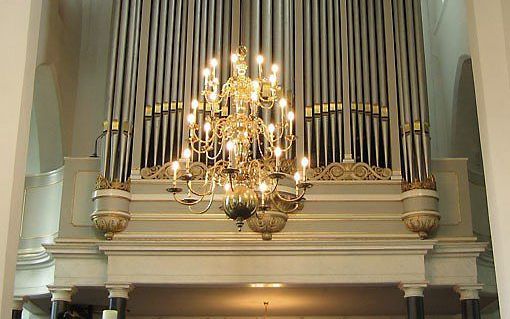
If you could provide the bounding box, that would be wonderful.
[0,1,42,317]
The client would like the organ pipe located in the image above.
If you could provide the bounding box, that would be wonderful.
[98,0,434,188]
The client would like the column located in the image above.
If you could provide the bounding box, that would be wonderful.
[455,285,483,319]
[106,284,133,319]
[48,286,75,319]
[11,298,23,319]
[399,283,426,319]
[466,0,510,316]
[0,1,42,318]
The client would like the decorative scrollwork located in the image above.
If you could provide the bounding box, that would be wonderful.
[401,175,437,192]
[141,161,392,181]
[308,162,392,181]
[95,174,131,192]
[141,162,209,179]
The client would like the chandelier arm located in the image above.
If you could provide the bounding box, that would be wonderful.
[273,188,306,203]
[172,192,204,206]
[186,190,216,214]
[273,201,301,214]
[206,141,224,160]
[186,179,215,197]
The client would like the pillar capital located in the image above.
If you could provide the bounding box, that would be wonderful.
[12,297,24,311]
[454,284,483,300]
[47,285,76,303]
[399,282,427,298]
[106,283,133,299]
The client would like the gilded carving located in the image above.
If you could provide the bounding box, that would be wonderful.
[402,212,440,239]
[401,175,437,192]
[91,211,130,240]
[95,174,131,192]
[141,161,392,181]
[247,211,288,240]
[308,162,392,181]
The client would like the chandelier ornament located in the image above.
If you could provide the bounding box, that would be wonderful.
[167,46,312,231]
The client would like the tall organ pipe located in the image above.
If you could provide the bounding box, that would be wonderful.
[310,0,321,166]
[413,0,431,178]
[403,0,424,181]
[396,0,414,181]
[118,0,139,179]
[347,0,358,162]
[375,0,389,168]
[319,0,329,165]
[103,0,121,177]
[353,0,364,163]
[303,0,313,162]
[367,0,380,167]
[360,0,372,165]
[176,0,188,157]
[327,0,337,163]
[162,0,176,163]
[123,0,142,181]
[110,0,130,180]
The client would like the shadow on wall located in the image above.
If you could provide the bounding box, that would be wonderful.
[27,63,64,174]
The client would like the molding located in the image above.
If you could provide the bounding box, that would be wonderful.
[24,166,64,188]
[47,286,76,302]
[106,283,134,299]
[399,282,428,298]
[98,239,435,256]
[17,246,53,269]
[454,284,483,300]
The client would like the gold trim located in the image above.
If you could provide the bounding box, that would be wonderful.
[401,175,437,192]
[95,174,131,192]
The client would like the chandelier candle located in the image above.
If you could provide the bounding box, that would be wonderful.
[166,46,312,230]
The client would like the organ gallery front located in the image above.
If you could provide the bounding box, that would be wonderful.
[10,1,495,318]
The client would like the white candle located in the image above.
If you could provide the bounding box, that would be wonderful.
[274,147,282,171]
[172,161,179,186]
[294,172,301,195]
[191,99,199,118]
[183,148,191,169]
[211,58,218,78]
[257,55,264,77]
[287,111,295,135]
[203,68,210,89]
[102,310,118,319]
[301,157,309,181]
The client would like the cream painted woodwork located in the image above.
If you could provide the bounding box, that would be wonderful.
[45,157,484,294]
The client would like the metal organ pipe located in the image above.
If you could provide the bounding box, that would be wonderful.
[110,0,130,180]
[303,0,313,162]
[118,0,139,180]
[103,0,121,177]
[319,0,329,166]
[101,0,434,189]
[367,0,379,167]
[327,0,338,163]
[413,0,431,178]
[375,0,389,168]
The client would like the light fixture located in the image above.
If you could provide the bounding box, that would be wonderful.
[167,46,312,231]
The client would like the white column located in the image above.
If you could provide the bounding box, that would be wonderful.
[466,0,510,316]
[0,1,42,318]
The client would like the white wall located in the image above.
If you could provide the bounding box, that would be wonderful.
[0,1,42,317]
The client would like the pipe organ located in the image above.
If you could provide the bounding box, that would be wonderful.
[97,0,433,189]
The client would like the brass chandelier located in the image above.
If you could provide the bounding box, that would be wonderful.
[167,46,312,230]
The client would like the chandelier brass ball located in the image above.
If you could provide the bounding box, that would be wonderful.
[224,184,258,230]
